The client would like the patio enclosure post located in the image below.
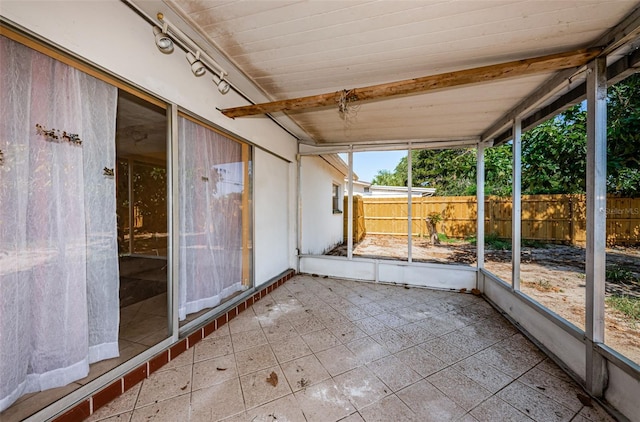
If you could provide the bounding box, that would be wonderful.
[512,117,522,290]
[476,143,485,287]
[407,146,413,263]
[585,56,608,396]
[347,148,354,260]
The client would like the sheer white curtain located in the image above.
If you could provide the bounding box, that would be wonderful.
[0,36,119,411]
[178,117,244,320]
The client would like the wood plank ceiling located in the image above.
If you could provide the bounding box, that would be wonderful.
[161,0,639,148]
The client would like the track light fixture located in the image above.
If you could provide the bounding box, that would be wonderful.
[155,13,232,93]
[153,24,173,53]
[186,51,206,76]
[213,73,231,95]
[217,79,231,95]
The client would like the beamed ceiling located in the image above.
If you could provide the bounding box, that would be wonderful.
[130,0,640,151]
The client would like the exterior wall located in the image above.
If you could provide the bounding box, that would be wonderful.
[254,149,292,286]
[1,0,298,287]
[300,156,345,255]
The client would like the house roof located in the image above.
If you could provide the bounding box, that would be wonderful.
[130,1,640,152]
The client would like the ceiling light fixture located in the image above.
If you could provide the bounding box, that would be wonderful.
[153,23,173,53]
[154,12,232,93]
[217,79,231,95]
[187,51,206,76]
[213,73,231,95]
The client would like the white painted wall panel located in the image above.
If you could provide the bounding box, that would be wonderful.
[300,156,344,255]
[299,257,376,280]
[300,256,476,291]
[378,263,476,290]
[605,363,640,422]
[254,149,291,286]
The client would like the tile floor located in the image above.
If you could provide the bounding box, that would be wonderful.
[86,276,615,421]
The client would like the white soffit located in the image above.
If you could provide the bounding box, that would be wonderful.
[160,0,639,148]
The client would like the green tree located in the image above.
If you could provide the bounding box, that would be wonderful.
[371,73,640,197]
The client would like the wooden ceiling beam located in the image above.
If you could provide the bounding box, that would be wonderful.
[220,48,602,119]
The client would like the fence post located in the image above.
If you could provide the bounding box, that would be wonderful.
[488,196,494,236]
[569,195,575,245]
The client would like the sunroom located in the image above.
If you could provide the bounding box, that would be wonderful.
[1,1,639,421]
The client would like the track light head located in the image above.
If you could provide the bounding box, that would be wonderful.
[217,78,231,95]
[186,51,206,76]
[153,25,174,54]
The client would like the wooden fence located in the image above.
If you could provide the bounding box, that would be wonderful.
[343,196,366,243]
[356,195,640,246]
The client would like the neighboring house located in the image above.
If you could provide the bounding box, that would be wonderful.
[301,154,348,254]
[346,181,436,197]
[363,185,436,198]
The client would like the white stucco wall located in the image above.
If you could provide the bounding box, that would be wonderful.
[254,149,292,285]
[300,156,345,255]
[1,1,298,286]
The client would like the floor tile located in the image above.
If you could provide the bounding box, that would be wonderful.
[420,337,468,364]
[293,379,355,422]
[427,367,492,411]
[163,346,194,371]
[340,413,365,422]
[370,330,413,354]
[193,334,234,362]
[190,377,245,421]
[359,394,418,422]
[366,355,421,392]
[230,328,268,352]
[316,344,361,376]
[470,395,534,422]
[352,316,389,336]
[373,312,409,328]
[235,344,278,376]
[263,321,299,343]
[270,334,313,363]
[228,312,261,334]
[92,411,132,421]
[244,393,306,422]
[326,320,368,344]
[474,339,544,379]
[281,354,332,392]
[451,355,513,393]
[519,366,585,412]
[346,336,390,364]
[394,321,436,344]
[192,353,237,391]
[130,393,190,422]
[535,358,575,384]
[239,366,292,409]
[340,305,371,322]
[439,330,495,355]
[577,400,617,422]
[135,364,192,407]
[291,316,325,335]
[333,366,390,410]
[497,381,575,422]
[396,379,466,421]
[302,328,342,353]
[395,345,446,377]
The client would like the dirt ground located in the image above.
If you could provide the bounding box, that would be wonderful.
[327,234,640,364]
